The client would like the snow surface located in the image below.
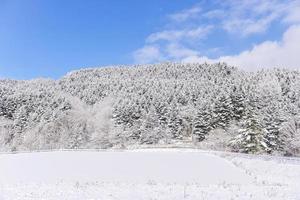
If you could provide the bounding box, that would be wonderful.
[0,149,300,199]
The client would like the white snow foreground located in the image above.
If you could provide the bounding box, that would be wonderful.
[0,149,300,199]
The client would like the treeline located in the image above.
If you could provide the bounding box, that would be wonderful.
[0,63,300,156]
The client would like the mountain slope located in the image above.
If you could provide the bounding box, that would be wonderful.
[1,62,300,155]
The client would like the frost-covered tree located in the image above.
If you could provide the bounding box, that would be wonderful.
[230,88,247,121]
[263,104,286,152]
[230,109,268,153]
[193,105,213,141]
[212,95,234,129]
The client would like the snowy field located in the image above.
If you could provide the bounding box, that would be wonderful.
[0,149,300,199]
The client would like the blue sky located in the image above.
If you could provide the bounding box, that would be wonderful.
[0,0,300,79]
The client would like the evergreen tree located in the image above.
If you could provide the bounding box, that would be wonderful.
[167,111,181,140]
[230,88,246,121]
[230,109,268,153]
[193,106,213,142]
[212,95,233,129]
[263,106,286,152]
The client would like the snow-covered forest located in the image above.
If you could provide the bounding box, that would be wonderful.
[1,62,300,156]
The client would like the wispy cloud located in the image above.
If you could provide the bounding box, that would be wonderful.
[133,45,163,64]
[166,43,199,59]
[202,9,224,19]
[282,4,300,23]
[133,0,300,69]
[146,26,213,43]
[217,0,295,36]
[168,6,202,22]
[134,24,212,63]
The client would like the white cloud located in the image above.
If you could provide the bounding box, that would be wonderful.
[133,0,300,70]
[202,9,224,19]
[183,25,300,70]
[146,26,213,43]
[133,44,199,64]
[166,43,199,59]
[168,6,201,22]
[134,25,213,64]
[223,12,280,36]
[133,46,162,64]
[200,0,300,36]
[283,4,300,24]
[218,0,288,36]
[146,30,183,43]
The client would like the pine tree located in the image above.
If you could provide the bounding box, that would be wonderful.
[263,109,285,152]
[212,95,233,129]
[230,109,268,153]
[139,107,162,144]
[193,106,212,142]
[156,102,168,126]
[230,89,246,121]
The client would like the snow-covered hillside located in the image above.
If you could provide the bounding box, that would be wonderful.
[0,149,300,199]
[1,63,300,156]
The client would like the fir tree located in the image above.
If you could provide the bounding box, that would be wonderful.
[193,106,213,142]
[230,88,246,121]
[230,109,268,153]
[263,107,286,152]
[212,95,233,129]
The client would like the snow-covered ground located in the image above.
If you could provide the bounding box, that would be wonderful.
[0,149,300,199]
